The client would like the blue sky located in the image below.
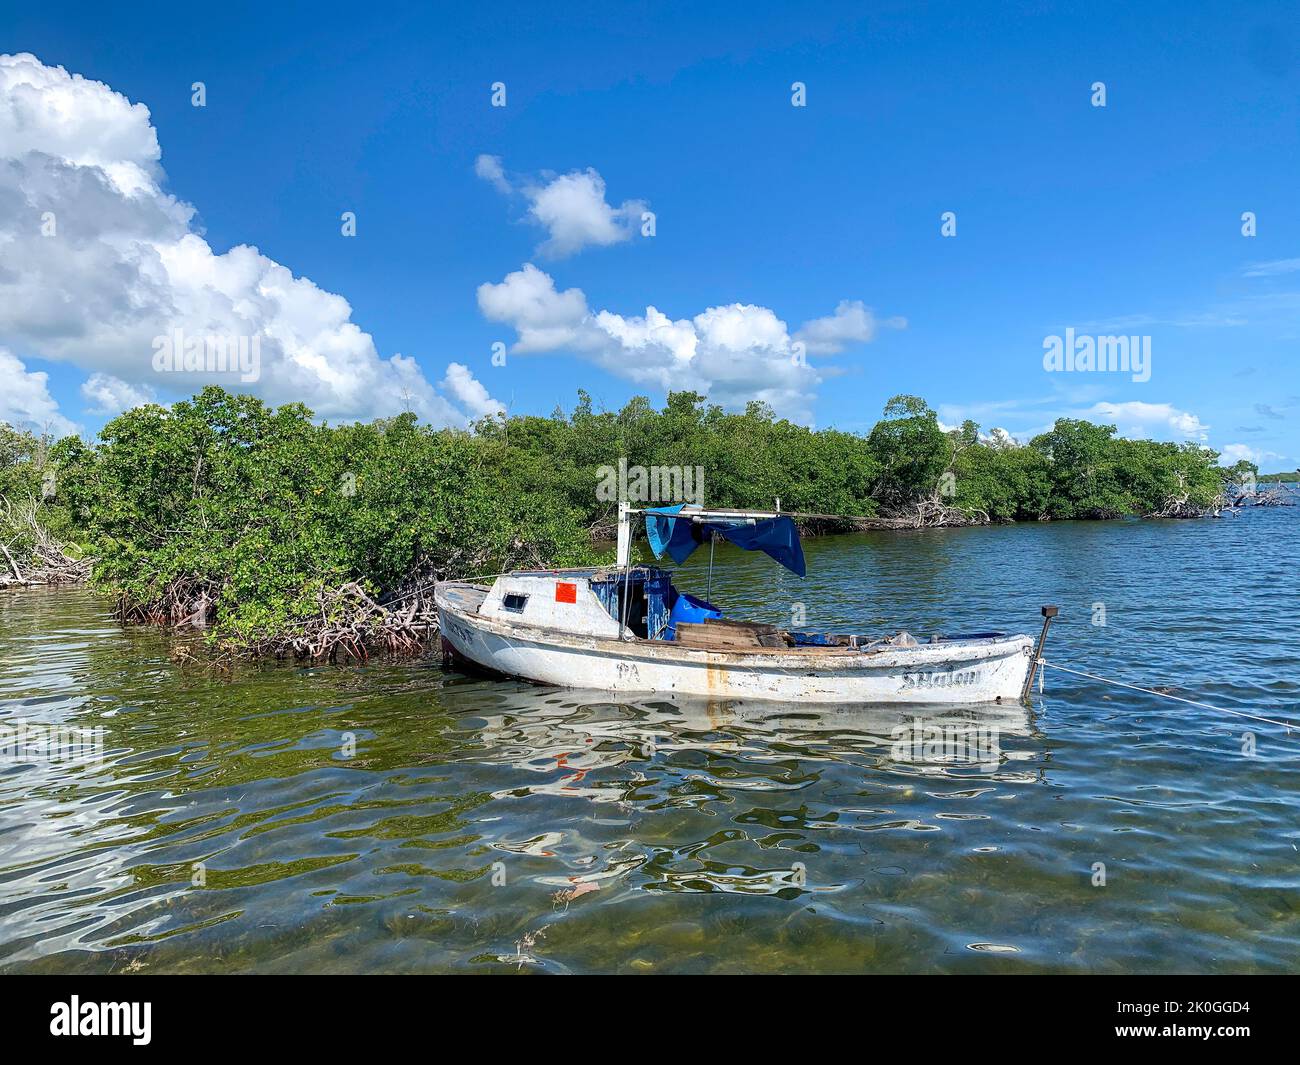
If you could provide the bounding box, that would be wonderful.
[2,0,1297,469]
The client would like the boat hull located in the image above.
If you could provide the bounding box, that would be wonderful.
[436,584,1034,705]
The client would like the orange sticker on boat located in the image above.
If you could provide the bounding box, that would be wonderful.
[555,582,577,604]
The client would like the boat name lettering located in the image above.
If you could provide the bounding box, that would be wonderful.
[901,669,979,689]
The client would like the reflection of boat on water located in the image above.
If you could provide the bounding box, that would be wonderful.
[436,505,1037,704]
[451,683,1039,798]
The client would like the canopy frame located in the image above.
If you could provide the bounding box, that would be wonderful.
[616,503,806,578]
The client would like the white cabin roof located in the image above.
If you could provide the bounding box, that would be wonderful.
[479,572,623,637]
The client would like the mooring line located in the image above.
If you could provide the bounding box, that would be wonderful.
[1039,660,1298,731]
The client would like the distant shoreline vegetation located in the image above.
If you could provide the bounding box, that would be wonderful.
[0,388,1272,656]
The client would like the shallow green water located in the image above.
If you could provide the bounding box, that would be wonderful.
[1,508,1297,973]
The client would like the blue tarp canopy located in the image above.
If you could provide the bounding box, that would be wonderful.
[643,505,806,577]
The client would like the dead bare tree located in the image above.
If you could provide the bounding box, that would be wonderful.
[0,494,91,587]
[902,490,990,528]
[1210,478,1297,515]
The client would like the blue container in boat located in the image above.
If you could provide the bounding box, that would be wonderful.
[666,592,722,639]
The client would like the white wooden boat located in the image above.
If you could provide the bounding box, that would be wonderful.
[435,505,1040,705]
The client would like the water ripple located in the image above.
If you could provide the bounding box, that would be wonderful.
[1,507,1298,972]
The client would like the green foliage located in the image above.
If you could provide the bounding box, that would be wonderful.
[46,388,598,643]
[0,422,48,498]
[1220,459,1261,486]
[953,441,1052,521]
[0,422,78,554]
[867,395,949,507]
[5,387,1230,649]
[1027,419,1223,518]
[1114,439,1224,511]
[1029,418,1129,518]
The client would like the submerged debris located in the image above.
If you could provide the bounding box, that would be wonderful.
[1212,482,1297,517]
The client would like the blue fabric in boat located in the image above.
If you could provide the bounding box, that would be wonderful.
[721,516,806,577]
[644,506,807,578]
[666,592,722,640]
[644,504,690,561]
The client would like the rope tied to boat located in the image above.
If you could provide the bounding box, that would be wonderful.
[1038,659,1299,732]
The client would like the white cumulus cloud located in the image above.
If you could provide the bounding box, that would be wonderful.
[475,156,648,258]
[477,263,898,423]
[79,373,155,416]
[475,263,591,353]
[794,299,906,354]
[1220,443,1284,466]
[1086,401,1210,441]
[0,349,78,435]
[473,153,511,194]
[0,52,499,428]
[440,362,505,420]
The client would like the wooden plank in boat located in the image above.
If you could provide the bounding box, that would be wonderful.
[674,619,787,650]
[696,618,780,635]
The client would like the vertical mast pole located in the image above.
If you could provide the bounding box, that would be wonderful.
[706,531,716,603]
[617,501,632,641]
[616,502,631,568]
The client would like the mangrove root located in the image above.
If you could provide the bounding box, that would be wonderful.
[238,580,440,662]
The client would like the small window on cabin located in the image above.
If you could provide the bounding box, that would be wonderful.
[502,593,529,613]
